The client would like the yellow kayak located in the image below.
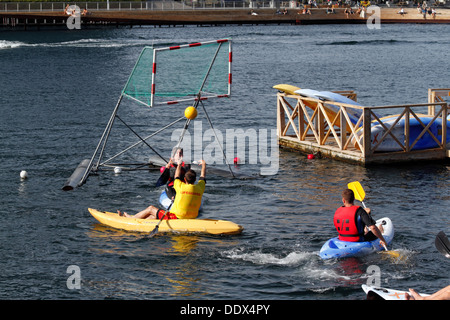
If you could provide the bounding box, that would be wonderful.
[273,84,301,95]
[88,208,243,235]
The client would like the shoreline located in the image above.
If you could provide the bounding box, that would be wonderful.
[1,7,450,29]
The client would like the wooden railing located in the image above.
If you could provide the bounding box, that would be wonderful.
[277,90,448,158]
[428,88,450,115]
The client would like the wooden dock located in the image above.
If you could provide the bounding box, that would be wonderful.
[1,7,450,29]
[275,87,450,165]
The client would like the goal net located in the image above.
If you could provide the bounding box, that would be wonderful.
[122,39,232,107]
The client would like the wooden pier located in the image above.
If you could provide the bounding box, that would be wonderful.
[276,87,450,165]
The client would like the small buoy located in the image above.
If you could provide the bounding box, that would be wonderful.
[20,170,28,179]
[307,154,315,160]
[184,106,197,120]
[160,166,166,174]
[234,157,240,164]
[114,167,122,174]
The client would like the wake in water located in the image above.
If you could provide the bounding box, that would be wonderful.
[222,246,419,292]
[0,40,23,49]
[222,247,355,284]
[0,38,153,49]
[223,247,317,266]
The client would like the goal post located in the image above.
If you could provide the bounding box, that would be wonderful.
[122,38,232,108]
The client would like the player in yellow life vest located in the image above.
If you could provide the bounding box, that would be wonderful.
[118,160,206,220]
[169,159,206,219]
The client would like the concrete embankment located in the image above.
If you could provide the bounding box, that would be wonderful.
[1,7,449,29]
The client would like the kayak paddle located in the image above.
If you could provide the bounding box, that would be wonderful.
[435,231,450,258]
[348,181,366,208]
[148,201,173,238]
[149,211,166,237]
[347,181,399,258]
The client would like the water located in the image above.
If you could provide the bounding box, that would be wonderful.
[1,24,449,302]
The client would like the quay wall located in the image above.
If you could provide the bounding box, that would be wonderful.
[1,7,450,28]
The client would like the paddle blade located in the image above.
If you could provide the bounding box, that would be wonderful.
[435,231,450,258]
[348,181,365,202]
[155,169,169,187]
[148,226,159,238]
[379,249,409,263]
[381,250,401,259]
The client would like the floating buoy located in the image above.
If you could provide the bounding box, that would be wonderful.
[307,154,315,160]
[114,167,122,174]
[184,106,197,120]
[20,170,28,179]
[233,157,240,164]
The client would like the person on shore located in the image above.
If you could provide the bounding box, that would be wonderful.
[344,7,354,17]
[326,4,335,14]
[417,4,422,14]
[300,8,312,15]
[333,189,387,248]
[406,285,450,300]
[397,8,406,15]
[119,160,206,220]
[309,0,318,8]
[422,6,427,19]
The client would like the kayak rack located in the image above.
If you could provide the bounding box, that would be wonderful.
[276,87,449,165]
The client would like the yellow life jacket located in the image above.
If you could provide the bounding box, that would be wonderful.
[170,178,205,219]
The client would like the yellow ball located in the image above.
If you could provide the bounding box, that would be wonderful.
[184,106,197,120]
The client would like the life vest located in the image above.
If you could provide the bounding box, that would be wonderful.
[170,179,205,219]
[333,205,364,242]
[166,162,187,187]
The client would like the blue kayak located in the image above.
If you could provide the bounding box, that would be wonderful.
[159,190,204,212]
[319,217,394,260]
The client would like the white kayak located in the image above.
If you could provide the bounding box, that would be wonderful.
[362,285,430,300]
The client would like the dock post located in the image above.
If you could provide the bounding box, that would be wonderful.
[362,107,371,157]
[340,108,347,150]
[276,94,285,137]
[428,88,436,115]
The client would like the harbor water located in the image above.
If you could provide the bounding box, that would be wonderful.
[0,23,449,302]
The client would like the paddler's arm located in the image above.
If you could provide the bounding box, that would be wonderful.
[166,158,173,169]
[359,208,387,248]
[199,160,206,178]
[174,159,183,179]
[368,225,387,249]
